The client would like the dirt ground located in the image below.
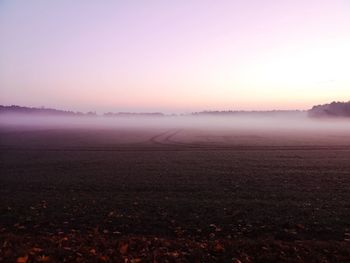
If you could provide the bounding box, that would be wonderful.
[1,125,350,262]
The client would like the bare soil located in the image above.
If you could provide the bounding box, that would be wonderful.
[1,126,350,262]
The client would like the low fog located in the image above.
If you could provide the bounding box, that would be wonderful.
[1,112,350,133]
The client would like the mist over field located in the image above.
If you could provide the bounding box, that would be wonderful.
[1,112,350,148]
[1,111,350,131]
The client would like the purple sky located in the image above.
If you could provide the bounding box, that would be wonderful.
[1,0,349,113]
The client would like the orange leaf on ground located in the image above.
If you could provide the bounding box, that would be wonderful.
[100,255,109,261]
[214,242,225,252]
[37,255,50,262]
[119,243,129,254]
[31,247,43,253]
[16,255,28,263]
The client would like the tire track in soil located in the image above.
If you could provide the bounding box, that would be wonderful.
[148,129,188,147]
[148,129,175,145]
[148,129,204,148]
[2,145,350,152]
[164,130,208,148]
[156,130,236,149]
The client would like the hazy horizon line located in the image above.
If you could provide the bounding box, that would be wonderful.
[0,103,313,116]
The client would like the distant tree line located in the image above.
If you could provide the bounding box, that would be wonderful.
[191,110,304,116]
[0,105,96,116]
[2,102,350,118]
[104,112,164,117]
[308,101,350,118]
[0,105,163,117]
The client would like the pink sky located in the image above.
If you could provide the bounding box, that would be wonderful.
[1,0,349,113]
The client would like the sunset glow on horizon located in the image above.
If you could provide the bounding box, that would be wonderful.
[1,0,349,113]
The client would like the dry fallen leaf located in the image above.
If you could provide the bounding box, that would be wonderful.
[16,255,28,263]
[37,255,50,262]
[100,255,109,261]
[119,243,129,255]
[214,242,225,252]
[31,247,43,253]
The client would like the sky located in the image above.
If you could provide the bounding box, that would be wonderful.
[0,0,349,113]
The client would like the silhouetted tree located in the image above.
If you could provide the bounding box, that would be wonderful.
[308,101,350,118]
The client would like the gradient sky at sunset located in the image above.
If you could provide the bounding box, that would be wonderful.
[1,0,349,113]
